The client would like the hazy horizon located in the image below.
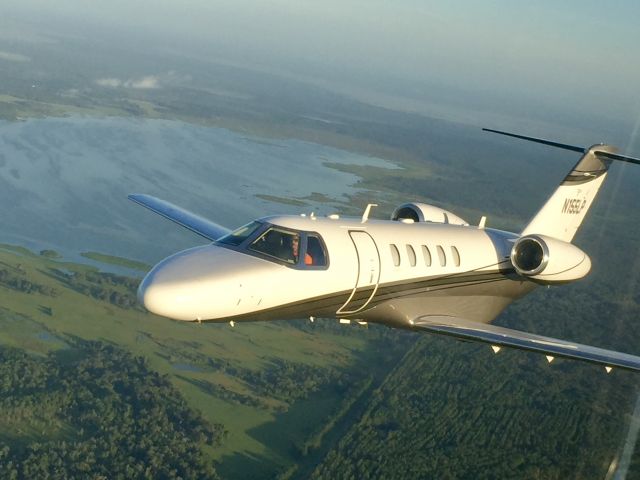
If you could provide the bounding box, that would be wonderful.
[2,1,639,150]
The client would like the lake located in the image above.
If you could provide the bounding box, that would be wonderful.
[0,116,397,264]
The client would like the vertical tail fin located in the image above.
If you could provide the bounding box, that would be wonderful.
[484,128,640,243]
[522,146,612,242]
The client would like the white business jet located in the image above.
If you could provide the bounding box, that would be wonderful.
[130,128,640,372]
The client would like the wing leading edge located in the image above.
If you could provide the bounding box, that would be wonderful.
[413,316,640,372]
[128,194,231,241]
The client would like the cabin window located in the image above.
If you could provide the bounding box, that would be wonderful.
[436,245,446,266]
[451,246,461,267]
[422,245,432,267]
[217,221,262,246]
[249,228,300,264]
[390,244,401,266]
[406,245,416,267]
[306,234,327,266]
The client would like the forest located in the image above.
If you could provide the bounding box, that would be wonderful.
[308,331,639,479]
[0,340,225,479]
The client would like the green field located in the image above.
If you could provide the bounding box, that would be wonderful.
[0,244,408,478]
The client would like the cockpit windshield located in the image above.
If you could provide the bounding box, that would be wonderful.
[249,228,300,264]
[217,221,262,246]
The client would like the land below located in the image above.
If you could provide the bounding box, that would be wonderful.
[2,16,640,479]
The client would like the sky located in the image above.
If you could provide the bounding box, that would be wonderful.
[3,0,640,147]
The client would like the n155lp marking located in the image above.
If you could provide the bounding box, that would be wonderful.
[562,198,586,214]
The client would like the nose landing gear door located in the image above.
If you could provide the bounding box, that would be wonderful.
[337,230,381,315]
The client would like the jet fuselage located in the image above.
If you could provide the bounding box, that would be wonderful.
[138,215,532,328]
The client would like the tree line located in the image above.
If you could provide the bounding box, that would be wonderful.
[49,268,139,310]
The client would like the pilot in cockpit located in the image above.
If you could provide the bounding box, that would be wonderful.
[292,234,313,265]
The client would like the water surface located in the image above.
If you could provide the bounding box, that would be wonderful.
[0,117,396,263]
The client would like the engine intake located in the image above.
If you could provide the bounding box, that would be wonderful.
[511,236,547,275]
[391,203,468,226]
[510,234,591,283]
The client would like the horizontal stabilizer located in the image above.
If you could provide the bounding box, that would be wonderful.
[413,316,640,372]
[483,127,640,164]
[595,150,640,165]
[482,128,585,153]
[128,194,230,241]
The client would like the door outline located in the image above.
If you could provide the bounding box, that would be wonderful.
[337,230,381,315]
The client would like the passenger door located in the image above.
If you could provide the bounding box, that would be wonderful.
[337,230,381,315]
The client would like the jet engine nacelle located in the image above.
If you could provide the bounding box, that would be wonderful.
[391,203,468,226]
[510,234,591,283]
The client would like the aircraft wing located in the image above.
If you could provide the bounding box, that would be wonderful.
[128,194,231,241]
[413,316,640,372]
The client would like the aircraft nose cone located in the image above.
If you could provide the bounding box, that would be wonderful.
[137,244,255,321]
[137,274,172,316]
[137,245,218,320]
[138,278,195,320]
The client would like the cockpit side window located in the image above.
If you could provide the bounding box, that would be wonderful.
[217,221,262,246]
[306,234,327,266]
[249,228,300,264]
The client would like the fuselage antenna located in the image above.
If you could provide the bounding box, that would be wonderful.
[361,203,378,223]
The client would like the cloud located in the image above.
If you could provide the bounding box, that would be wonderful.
[0,51,31,62]
[95,75,161,89]
[126,75,160,89]
[96,77,122,88]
